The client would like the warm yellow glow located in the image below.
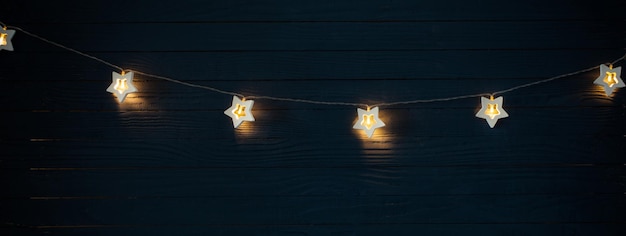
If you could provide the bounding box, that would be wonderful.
[485,103,500,119]
[483,96,501,119]
[232,104,246,119]
[0,33,7,46]
[603,71,619,87]
[114,78,128,94]
[361,114,376,130]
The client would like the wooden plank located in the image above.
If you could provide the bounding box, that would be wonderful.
[1,74,623,111]
[7,21,625,52]
[2,51,625,112]
[4,52,622,112]
[2,50,619,83]
[2,195,625,225]
[4,223,625,236]
[1,167,623,197]
[1,106,624,141]
[1,131,625,167]
[2,51,623,111]
[4,0,626,23]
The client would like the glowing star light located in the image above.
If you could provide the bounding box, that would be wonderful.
[353,106,385,138]
[594,64,623,96]
[224,96,255,128]
[475,96,509,128]
[0,27,16,51]
[106,71,137,103]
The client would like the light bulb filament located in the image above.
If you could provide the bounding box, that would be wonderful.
[114,78,128,94]
[361,114,376,130]
[0,33,7,46]
[232,104,246,119]
[485,103,500,119]
[603,71,618,87]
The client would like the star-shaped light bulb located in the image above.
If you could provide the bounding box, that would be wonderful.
[353,106,385,138]
[594,64,624,96]
[233,104,247,119]
[362,114,377,130]
[476,96,508,128]
[604,71,618,87]
[106,71,137,103]
[114,78,129,94]
[0,33,7,45]
[224,96,255,128]
[0,27,16,51]
[485,103,500,119]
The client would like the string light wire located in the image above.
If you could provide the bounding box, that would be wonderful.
[10,26,124,72]
[130,70,245,98]
[7,25,626,109]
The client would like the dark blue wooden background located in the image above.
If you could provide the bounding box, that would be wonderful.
[1,1,626,235]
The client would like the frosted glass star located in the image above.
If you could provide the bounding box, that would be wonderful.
[593,64,623,96]
[353,106,385,138]
[224,96,255,128]
[475,96,508,128]
[106,71,137,103]
[0,28,16,51]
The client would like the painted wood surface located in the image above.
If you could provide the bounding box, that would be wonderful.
[1,0,625,235]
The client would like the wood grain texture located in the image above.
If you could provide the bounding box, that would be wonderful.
[4,224,626,236]
[7,22,625,52]
[1,166,624,197]
[3,0,626,22]
[3,195,625,224]
[1,106,624,140]
[1,0,626,235]
[2,133,625,166]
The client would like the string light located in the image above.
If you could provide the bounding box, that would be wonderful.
[0,26,15,51]
[594,64,624,96]
[353,106,385,138]
[106,71,137,103]
[2,23,626,135]
[475,96,509,128]
[224,96,255,128]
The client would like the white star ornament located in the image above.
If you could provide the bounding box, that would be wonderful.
[106,71,137,103]
[594,64,623,96]
[224,96,255,128]
[0,27,16,51]
[353,106,385,138]
[475,96,508,128]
